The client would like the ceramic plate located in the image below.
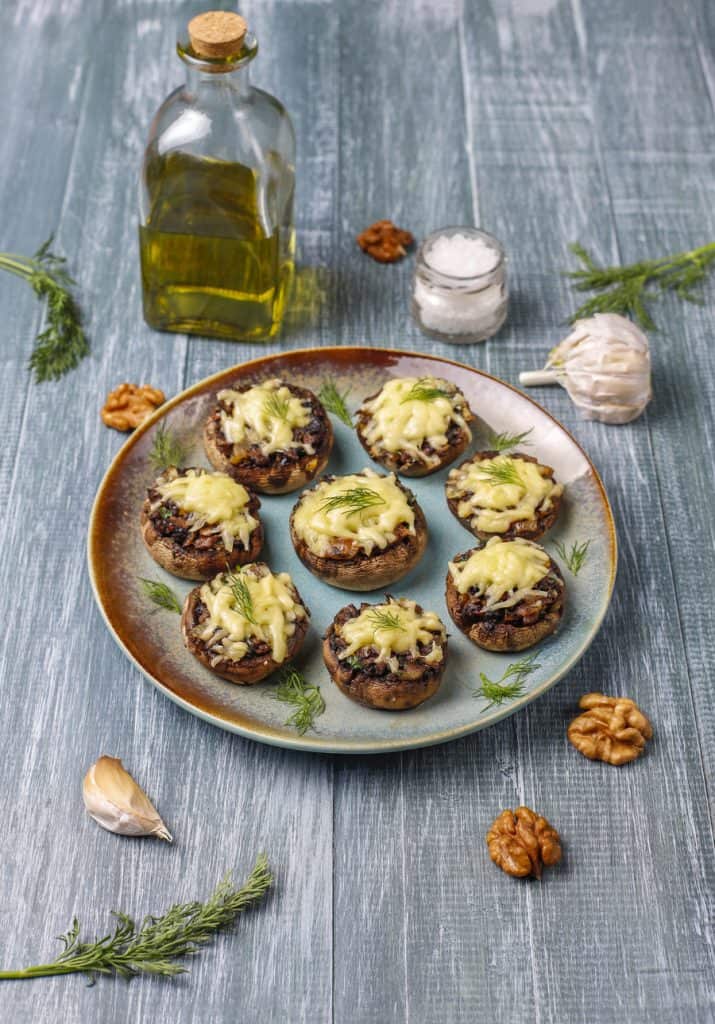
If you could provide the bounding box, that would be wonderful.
[88,347,616,753]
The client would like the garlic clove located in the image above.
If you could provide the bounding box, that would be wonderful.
[83,756,172,842]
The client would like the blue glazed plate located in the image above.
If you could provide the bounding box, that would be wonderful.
[88,347,616,753]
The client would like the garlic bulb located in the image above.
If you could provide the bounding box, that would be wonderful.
[519,313,652,424]
[83,756,172,842]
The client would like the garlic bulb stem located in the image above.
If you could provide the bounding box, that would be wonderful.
[519,370,559,387]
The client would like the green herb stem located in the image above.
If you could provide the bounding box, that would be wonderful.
[0,856,272,983]
[567,241,715,330]
[400,378,451,403]
[318,379,353,427]
[0,238,89,382]
[139,578,182,614]
[273,667,325,735]
[487,429,533,453]
[553,539,591,576]
[476,655,540,711]
[149,425,186,471]
[320,486,386,517]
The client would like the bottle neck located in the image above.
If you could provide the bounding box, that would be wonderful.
[178,34,258,99]
[184,62,252,98]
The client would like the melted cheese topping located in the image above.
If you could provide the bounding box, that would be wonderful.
[292,470,416,557]
[338,599,446,670]
[448,537,552,610]
[359,377,471,467]
[157,470,257,552]
[446,455,563,534]
[197,566,306,665]
[218,379,312,456]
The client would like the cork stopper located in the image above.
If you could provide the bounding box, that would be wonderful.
[188,11,248,59]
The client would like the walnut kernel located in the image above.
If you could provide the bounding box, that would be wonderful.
[357,220,414,263]
[101,383,165,432]
[486,805,562,879]
[567,692,652,765]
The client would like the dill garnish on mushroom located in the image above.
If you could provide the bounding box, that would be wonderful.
[477,458,524,488]
[399,378,452,403]
[319,487,386,517]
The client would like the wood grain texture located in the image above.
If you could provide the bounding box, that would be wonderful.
[0,0,713,1022]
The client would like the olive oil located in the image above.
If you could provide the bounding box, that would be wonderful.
[138,12,296,342]
[140,151,294,341]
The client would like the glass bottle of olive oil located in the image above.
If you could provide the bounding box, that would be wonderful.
[139,11,295,341]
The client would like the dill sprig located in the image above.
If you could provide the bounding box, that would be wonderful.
[553,538,591,576]
[226,570,256,624]
[318,378,353,427]
[487,428,533,452]
[367,607,405,632]
[0,856,271,983]
[149,424,186,471]
[263,390,291,421]
[566,240,715,330]
[0,236,89,382]
[139,577,182,614]
[476,655,540,711]
[478,457,524,488]
[400,378,452,403]
[320,486,386,517]
[273,667,326,735]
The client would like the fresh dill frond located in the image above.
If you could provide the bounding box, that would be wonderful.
[367,607,405,632]
[149,424,186,470]
[487,428,533,452]
[0,856,272,982]
[0,235,89,382]
[138,577,182,614]
[566,240,715,330]
[476,654,540,711]
[318,378,353,426]
[273,667,326,735]
[478,457,524,488]
[263,390,291,421]
[320,486,386,517]
[553,538,591,576]
[226,570,256,624]
[400,378,452,403]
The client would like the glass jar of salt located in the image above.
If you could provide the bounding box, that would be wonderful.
[412,227,507,343]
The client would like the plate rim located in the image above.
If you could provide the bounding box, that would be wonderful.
[87,345,617,754]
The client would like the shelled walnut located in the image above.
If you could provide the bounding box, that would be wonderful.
[102,383,165,431]
[357,220,414,263]
[486,806,562,879]
[567,692,652,766]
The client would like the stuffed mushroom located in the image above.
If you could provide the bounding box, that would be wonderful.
[141,467,263,580]
[356,376,473,476]
[204,378,333,494]
[446,536,565,652]
[445,451,563,542]
[181,563,310,684]
[323,597,448,710]
[289,469,428,591]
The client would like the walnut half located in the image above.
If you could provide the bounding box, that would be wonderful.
[486,806,562,879]
[357,220,414,263]
[567,692,652,766]
[101,383,165,432]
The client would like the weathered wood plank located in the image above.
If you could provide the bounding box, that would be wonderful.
[0,5,332,1024]
[332,2,538,1022]
[461,0,715,1021]
[578,0,715,827]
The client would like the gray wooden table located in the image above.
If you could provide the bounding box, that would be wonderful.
[1,0,714,1021]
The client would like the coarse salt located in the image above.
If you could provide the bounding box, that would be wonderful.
[425,233,500,278]
[412,227,508,343]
